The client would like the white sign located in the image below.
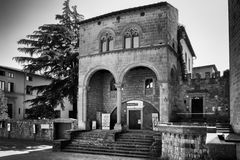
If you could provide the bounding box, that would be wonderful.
[33,124,36,133]
[92,121,96,130]
[7,123,11,131]
[152,113,159,131]
[102,113,110,130]
[41,124,50,129]
[137,119,141,124]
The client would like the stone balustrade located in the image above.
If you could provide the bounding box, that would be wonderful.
[157,124,210,160]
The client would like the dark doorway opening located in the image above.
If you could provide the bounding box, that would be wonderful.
[110,108,117,129]
[54,123,71,139]
[7,104,13,119]
[129,110,141,129]
[191,97,203,119]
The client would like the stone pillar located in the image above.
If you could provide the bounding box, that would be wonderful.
[77,85,87,130]
[114,83,122,131]
[159,82,170,123]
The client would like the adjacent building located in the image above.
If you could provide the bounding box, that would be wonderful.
[192,64,219,79]
[0,65,72,119]
[175,66,229,123]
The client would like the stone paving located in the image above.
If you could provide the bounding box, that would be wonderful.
[0,138,144,160]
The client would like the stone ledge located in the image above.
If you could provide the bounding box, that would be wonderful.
[157,124,207,135]
[225,133,240,142]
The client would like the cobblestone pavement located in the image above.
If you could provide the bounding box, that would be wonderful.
[0,138,145,160]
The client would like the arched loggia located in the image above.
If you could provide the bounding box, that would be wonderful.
[77,67,117,130]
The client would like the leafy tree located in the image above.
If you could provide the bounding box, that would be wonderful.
[14,0,84,119]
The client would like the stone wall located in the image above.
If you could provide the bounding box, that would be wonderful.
[87,71,104,122]
[157,124,209,160]
[77,2,183,128]
[229,0,240,133]
[122,67,159,108]
[79,3,178,56]
[0,119,77,141]
[173,73,229,123]
[0,119,53,141]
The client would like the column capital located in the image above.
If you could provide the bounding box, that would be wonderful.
[114,83,122,89]
[157,80,168,86]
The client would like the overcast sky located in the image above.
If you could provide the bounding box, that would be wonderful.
[0,0,228,72]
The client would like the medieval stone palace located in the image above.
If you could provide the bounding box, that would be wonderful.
[76,2,228,131]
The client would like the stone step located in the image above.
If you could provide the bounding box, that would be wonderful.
[71,140,151,148]
[216,123,232,133]
[216,129,232,133]
[62,148,151,158]
[114,141,153,146]
[71,140,152,148]
[73,136,154,144]
[63,145,151,156]
[117,136,153,141]
[67,143,151,152]
[62,130,159,158]
[117,134,154,139]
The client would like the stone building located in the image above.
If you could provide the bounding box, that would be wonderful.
[76,1,230,131]
[0,65,72,119]
[173,68,229,123]
[229,0,240,134]
[77,2,196,130]
[192,64,218,79]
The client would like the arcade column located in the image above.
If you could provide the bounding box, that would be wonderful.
[114,83,122,131]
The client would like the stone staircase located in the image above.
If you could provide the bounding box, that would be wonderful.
[216,123,232,133]
[61,130,161,158]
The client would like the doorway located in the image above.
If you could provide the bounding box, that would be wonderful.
[191,97,203,119]
[129,110,141,129]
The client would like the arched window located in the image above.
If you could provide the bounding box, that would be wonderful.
[100,32,114,52]
[101,37,107,52]
[110,78,117,91]
[145,78,153,89]
[124,28,139,49]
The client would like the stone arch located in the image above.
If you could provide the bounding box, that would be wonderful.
[121,23,143,48]
[97,27,116,40]
[118,62,161,84]
[83,65,117,87]
[122,99,159,130]
[97,27,116,52]
[122,98,158,111]
[120,22,143,37]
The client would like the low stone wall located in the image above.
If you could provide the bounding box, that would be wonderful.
[0,119,53,141]
[0,119,77,141]
[157,124,210,160]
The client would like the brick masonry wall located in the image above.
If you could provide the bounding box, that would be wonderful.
[122,67,159,108]
[87,71,104,122]
[157,124,209,160]
[229,0,240,133]
[142,103,159,130]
